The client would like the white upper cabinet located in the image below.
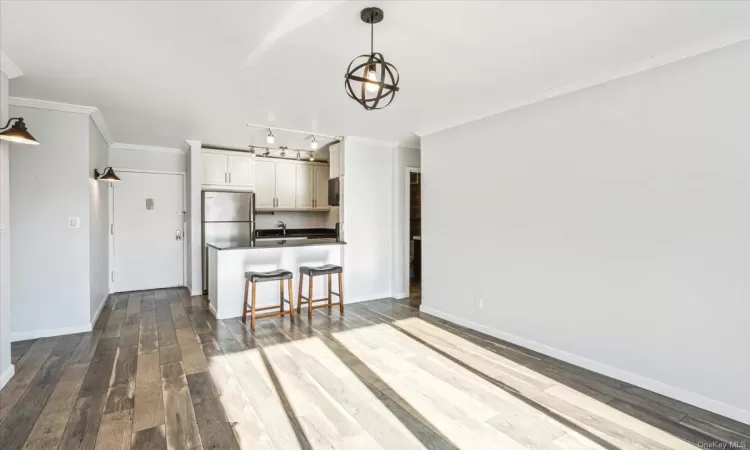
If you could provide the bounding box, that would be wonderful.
[201,150,255,190]
[295,164,314,208]
[202,152,227,185]
[227,154,255,188]
[275,161,297,209]
[254,159,276,208]
[313,165,329,209]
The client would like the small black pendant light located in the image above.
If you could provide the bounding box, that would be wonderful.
[0,118,39,145]
[344,7,400,110]
[94,167,121,182]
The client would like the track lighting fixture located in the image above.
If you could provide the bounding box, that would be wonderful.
[0,118,39,145]
[248,146,255,155]
[309,152,315,162]
[310,136,318,150]
[266,129,275,144]
[279,146,287,157]
[263,149,270,157]
[296,151,301,160]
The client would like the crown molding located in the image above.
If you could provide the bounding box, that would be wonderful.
[111,142,184,154]
[9,96,113,145]
[345,136,398,148]
[417,26,750,137]
[0,51,22,79]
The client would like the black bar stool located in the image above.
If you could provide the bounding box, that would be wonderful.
[243,269,294,329]
[297,264,344,320]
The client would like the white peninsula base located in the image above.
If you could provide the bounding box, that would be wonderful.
[207,241,344,320]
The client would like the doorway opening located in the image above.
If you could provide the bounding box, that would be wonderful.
[408,170,421,299]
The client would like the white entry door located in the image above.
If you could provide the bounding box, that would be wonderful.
[113,171,184,292]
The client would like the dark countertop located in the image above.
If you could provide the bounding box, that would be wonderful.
[256,227,337,239]
[207,238,346,251]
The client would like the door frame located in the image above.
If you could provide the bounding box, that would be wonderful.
[109,168,187,293]
[403,166,421,298]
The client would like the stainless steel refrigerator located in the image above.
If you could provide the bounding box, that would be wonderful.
[202,191,255,292]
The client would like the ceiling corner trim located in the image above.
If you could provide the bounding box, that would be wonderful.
[90,109,114,146]
[0,51,23,79]
[110,142,185,154]
[416,26,750,138]
[9,97,114,146]
[345,136,398,148]
[9,97,98,115]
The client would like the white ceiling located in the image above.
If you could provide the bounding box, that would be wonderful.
[3,1,750,149]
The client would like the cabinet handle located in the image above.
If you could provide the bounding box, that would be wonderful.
[224,172,227,183]
[228,172,232,184]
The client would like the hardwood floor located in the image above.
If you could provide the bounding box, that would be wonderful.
[1,288,748,449]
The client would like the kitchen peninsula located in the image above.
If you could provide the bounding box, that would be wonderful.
[206,238,345,319]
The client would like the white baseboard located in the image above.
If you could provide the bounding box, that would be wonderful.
[11,323,93,342]
[420,305,750,425]
[392,291,409,300]
[208,302,218,318]
[0,364,15,390]
[90,293,110,328]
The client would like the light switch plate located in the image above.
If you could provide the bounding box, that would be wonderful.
[68,216,80,228]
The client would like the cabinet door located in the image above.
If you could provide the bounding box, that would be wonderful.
[275,161,297,209]
[314,165,329,209]
[254,160,276,208]
[202,152,227,185]
[295,164,314,208]
[227,154,255,188]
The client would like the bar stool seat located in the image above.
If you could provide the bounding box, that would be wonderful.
[245,269,293,282]
[242,269,295,329]
[299,264,342,276]
[297,264,344,321]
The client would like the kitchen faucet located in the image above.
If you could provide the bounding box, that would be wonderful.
[277,220,287,236]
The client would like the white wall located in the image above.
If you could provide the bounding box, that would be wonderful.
[0,71,12,386]
[10,106,92,337]
[391,146,421,298]
[341,138,394,303]
[88,119,109,321]
[187,141,201,295]
[109,144,185,172]
[421,40,750,423]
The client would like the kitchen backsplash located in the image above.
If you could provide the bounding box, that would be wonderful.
[256,208,338,229]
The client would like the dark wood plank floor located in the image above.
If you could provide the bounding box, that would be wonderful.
[0,288,747,449]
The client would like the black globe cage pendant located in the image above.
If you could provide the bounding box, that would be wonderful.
[345,7,400,110]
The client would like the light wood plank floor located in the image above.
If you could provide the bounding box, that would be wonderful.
[1,288,748,449]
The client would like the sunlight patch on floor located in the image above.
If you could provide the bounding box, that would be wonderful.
[383,316,698,450]
[258,335,430,449]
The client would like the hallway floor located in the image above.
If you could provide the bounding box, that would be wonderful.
[0,288,747,449]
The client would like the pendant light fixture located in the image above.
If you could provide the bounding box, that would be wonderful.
[344,7,400,110]
[266,129,275,144]
[94,167,121,182]
[0,118,39,145]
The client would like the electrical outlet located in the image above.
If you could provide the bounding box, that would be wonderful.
[68,216,80,228]
[477,296,484,309]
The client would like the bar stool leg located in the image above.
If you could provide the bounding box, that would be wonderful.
[279,279,284,315]
[308,275,314,321]
[327,273,332,308]
[297,274,303,314]
[250,282,257,330]
[287,278,294,322]
[338,272,344,314]
[242,279,249,324]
